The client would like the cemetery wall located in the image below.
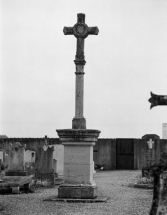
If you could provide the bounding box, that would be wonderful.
[94,138,167,170]
[0,138,60,151]
[93,139,116,170]
[1,137,167,171]
[134,139,147,170]
[0,138,60,170]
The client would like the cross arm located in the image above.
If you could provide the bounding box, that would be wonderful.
[88,27,99,35]
[63,27,73,35]
[148,92,167,109]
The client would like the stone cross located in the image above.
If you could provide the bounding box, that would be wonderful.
[147,139,154,149]
[63,13,99,129]
[149,92,167,109]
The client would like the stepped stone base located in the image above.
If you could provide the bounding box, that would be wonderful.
[58,184,97,199]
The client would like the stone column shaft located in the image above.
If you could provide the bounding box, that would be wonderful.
[75,65,84,118]
[72,63,86,129]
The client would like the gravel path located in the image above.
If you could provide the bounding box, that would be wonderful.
[0,170,152,215]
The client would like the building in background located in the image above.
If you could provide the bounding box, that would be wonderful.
[162,123,167,139]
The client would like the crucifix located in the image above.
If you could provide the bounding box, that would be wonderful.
[63,13,99,129]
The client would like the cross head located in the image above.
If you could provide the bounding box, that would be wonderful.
[63,13,99,64]
[147,139,154,149]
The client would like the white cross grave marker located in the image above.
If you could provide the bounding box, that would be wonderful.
[147,139,154,149]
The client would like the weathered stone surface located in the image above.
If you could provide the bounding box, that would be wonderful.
[58,184,97,199]
[63,14,99,129]
[35,137,55,186]
[72,117,86,129]
[5,142,27,176]
[56,129,100,198]
[5,171,27,176]
[63,13,99,62]
[0,175,33,192]
[8,142,26,171]
[56,129,100,142]
[36,146,54,174]
[62,140,94,184]
[56,13,100,199]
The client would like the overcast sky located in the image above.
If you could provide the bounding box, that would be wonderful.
[1,0,167,138]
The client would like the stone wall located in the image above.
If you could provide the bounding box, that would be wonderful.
[94,138,167,170]
[93,139,116,170]
[134,139,147,170]
[1,137,167,171]
[0,138,60,174]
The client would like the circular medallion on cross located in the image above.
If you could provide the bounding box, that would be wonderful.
[77,25,84,34]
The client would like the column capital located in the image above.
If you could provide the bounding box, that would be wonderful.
[56,129,101,142]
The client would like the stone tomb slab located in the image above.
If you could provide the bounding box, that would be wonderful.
[0,175,34,194]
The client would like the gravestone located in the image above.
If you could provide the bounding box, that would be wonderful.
[146,139,156,167]
[56,13,100,199]
[142,135,160,177]
[6,142,27,176]
[35,136,55,186]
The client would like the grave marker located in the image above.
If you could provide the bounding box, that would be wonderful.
[36,136,55,186]
[6,142,27,176]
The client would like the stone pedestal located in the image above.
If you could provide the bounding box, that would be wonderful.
[56,129,100,199]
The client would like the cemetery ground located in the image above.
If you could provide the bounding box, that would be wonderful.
[0,170,152,215]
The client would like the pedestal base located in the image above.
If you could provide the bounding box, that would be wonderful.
[58,184,97,199]
[72,117,86,129]
[56,129,100,199]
